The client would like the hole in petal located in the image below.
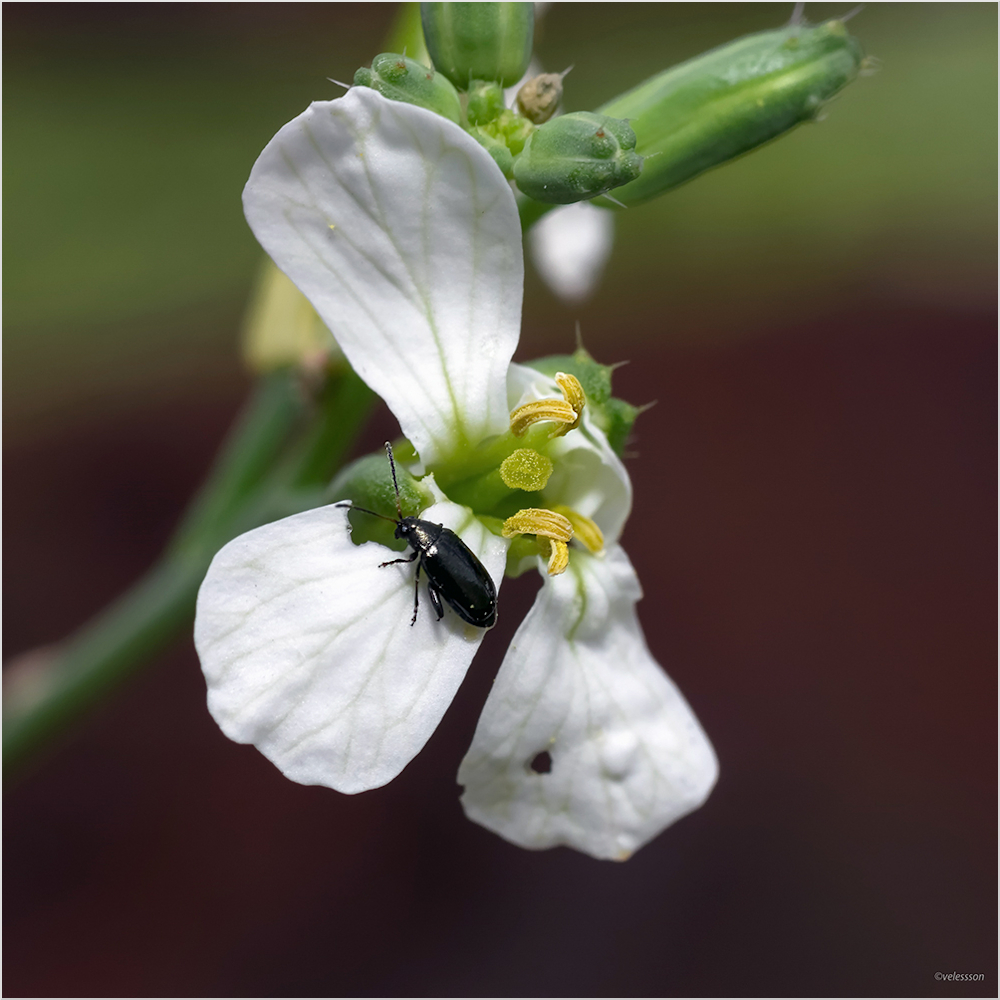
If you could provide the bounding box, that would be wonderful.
[528,750,553,774]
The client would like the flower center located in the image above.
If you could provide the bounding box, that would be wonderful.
[443,372,605,575]
[416,372,607,576]
[499,448,553,491]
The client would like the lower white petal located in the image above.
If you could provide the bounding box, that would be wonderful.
[458,546,717,860]
[195,502,507,793]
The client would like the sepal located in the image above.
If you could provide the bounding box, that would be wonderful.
[513,112,643,204]
[354,52,462,124]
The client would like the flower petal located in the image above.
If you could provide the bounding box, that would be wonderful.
[508,363,632,545]
[458,546,717,860]
[195,501,507,793]
[243,87,524,465]
[529,202,615,303]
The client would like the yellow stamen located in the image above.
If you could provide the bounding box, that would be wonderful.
[555,372,586,431]
[552,505,605,554]
[502,508,573,542]
[545,538,570,575]
[508,371,587,438]
[502,507,574,576]
[509,399,576,437]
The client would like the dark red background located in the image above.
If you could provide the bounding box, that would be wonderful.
[6,301,995,997]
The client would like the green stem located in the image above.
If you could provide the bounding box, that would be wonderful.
[167,370,305,558]
[3,558,199,776]
[3,364,375,778]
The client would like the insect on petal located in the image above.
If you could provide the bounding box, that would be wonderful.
[458,545,717,860]
[195,502,507,793]
[243,87,524,465]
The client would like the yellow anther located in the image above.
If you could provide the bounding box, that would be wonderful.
[545,538,570,575]
[499,448,554,491]
[508,371,587,438]
[502,508,574,576]
[509,399,577,437]
[555,372,586,431]
[552,505,605,554]
[501,508,573,543]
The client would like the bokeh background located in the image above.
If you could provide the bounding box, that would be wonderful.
[5,3,995,996]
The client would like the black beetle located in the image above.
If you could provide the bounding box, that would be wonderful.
[336,443,498,629]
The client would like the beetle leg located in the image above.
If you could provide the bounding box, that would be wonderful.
[379,549,419,569]
[427,579,445,621]
[410,559,421,626]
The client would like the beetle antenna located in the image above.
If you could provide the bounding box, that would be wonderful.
[384,442,403,519]
[334,501,399,524]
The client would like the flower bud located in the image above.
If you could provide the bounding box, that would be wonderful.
[513,112,643,204]
[596,18,865,205]
[466,79,506,125]
[528,202,614,303]
[468,126,515,178]
[353,52,461,124]
[329,450,431,548]
[420,2,534,89]
[516,72,564,124]
[242,259,341,372]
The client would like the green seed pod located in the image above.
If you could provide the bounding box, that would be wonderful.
[596,18,865,206]
[466,79,506,125]
[420,2,534,89]
[353,52,462,124]
[513,112,643,204]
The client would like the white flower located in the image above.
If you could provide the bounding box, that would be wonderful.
[529,201,615,303]
[194,87,716,860]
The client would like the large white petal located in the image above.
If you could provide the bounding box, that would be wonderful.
[243,87,523,466]
[195,501,507,793]
[508,362,632,545]
[458,546,717,860]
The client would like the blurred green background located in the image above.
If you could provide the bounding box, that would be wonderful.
[4,3,996,439]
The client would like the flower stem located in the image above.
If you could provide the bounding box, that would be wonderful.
[3,365,374,778]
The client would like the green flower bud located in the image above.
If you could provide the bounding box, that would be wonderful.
[420,2,534,89]
[329,450,431,549]
[490,108,535,156]
[596,18,865,206]
[468,125,515,178]
[466,79,506,125]
[242,259,340,373]
[513,112,643,204]
[353,52,462,124]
